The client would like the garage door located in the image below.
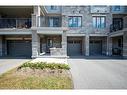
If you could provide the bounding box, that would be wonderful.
[7,40,32,57]
[90,40,102,55]
[67,40,82,56]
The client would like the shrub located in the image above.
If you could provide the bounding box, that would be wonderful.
[19,62,70,70]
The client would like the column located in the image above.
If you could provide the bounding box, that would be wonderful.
[82,36,85,56]
[62,31,67,56]
[123,31,127,58]
[32,30,40,58]
[85,35,89,56]
[62,15,67,27]
[31,6,41,27]
[107,37,112,56]
[31,14,37,27]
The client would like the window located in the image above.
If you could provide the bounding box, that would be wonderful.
[113,18,123,30]
[114,6,121,11]
[50,6,57,10]
[48,17,60,27]
[92,16,106,29]
[68,16,82,27]
[47,39,53,47]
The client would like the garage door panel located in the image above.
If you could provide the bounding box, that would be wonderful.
[67,40,81,56]
[7,40,32,57]
[90,40,102,55]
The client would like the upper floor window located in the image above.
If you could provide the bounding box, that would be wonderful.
[92,16,106,29]
[50,6,57,10]
[68,16,82,27]
[114,6,121,11]
[48,17,60,27]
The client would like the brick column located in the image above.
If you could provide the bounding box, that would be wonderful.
[32,30,40,58]
[123,31,127,58]
[85,35,89,56]
[107,37,112,56]
[62,31,67,56]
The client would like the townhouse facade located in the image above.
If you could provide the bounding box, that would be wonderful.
[0,6,127,58]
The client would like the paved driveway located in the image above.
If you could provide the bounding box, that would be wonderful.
[68,57,127,89]
[0,59,30,75]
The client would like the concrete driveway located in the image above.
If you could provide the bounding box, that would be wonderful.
[0,59,30,75]
[68,57,127,89]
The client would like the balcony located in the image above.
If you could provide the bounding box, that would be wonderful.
[111,6,127,14]
[110,16,127,32]
[110,24,123,32]
[0,18,31,29]
[38,16,62,27]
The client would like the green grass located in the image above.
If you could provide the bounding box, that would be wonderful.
[0,68,73,89]
[19,62,70,70]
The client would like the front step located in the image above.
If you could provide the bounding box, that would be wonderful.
[37,55,69,59]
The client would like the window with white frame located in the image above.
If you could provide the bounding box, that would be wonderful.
[92,16,106,29]
[68,16,82,27]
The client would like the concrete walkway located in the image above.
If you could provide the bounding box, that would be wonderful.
[0,59,30,75]
[31,58,67,64]
[68,57,127,89]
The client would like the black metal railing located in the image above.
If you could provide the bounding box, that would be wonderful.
[110,24,123,32]
[0,18,31,29]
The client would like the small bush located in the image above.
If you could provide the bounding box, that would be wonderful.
[19,62,70,70]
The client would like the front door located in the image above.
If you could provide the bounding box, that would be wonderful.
[46,38,53,53]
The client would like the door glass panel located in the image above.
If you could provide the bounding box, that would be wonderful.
[47,39,52,47]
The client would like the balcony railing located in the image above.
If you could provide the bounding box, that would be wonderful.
[38,16,62,27]
[110,24,123,32]
[0,18,31,29]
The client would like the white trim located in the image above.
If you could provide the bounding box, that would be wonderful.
[67,33,85,36]
[37,30,63,35]
[92,15,107,17]
[89,33,108,36]
[0,31,31,35]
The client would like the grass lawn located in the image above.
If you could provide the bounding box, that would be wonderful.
[0,63,73,89]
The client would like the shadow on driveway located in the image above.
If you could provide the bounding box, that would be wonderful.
[68,55,126,60]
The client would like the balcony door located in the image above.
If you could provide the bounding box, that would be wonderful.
[113,18,123,30]
[48,17,60,27]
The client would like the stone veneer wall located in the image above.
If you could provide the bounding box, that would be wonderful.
[32,30,40,58]
[50,48,66,56]
[40,35,61,53]
[123,31,127,57]
[62,6,112,34]
[102,37,107,55]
